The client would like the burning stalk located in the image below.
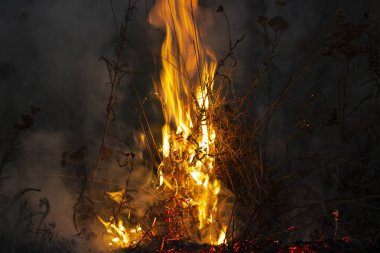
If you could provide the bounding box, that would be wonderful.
[150,0,230,245]
[98,0,236,249]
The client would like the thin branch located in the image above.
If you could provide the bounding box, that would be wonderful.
[92,0,137,184]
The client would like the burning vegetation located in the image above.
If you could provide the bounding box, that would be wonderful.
[1,0,380,253]
[97,0,235,248]
[95,0,379,252]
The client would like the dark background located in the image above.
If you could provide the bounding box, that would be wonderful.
[0,0,379,252]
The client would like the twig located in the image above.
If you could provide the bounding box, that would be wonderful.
[0,130,21,176]
[92,0,137,184]
[108,0,118,31]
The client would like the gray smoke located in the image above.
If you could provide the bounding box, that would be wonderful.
[1,0,379,252]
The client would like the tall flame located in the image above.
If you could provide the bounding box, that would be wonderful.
[150,0,216,136]
[98,0,228,248]
[151,0,225,245]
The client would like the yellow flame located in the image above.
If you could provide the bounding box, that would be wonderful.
[100,0,227,248]
[151,0,225,245]
[151,0,216,129]
[106,190,125,204]
[98,215,144,248]
[215,226,227,245]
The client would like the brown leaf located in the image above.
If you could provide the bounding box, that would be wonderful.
[70,145,87,161]
[216,5,224,13]
[268,16,289,32]
[257,16,268,25]
[101,146,114,161]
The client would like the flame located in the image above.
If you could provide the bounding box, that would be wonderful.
[151,0,226,245]
[151,0,212,128]
[98,215,144,248]
[97,190,146,248]
[99,0,228,248]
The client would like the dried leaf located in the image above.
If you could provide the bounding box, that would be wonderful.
[257,16,268,25]
[268,16,289,32]
[101,146,114,161]
[70,145,87,161]
[21,114,34,129]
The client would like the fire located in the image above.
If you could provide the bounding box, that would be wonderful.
[97,191,146,248]
[150,0,217,131]
[97,215,143,248]
[98,0,229,248]
[151,0,226,245]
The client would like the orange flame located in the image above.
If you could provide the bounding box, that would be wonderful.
[99,0,228,247]
[98,215,144,248]
[97,190,146,248]
[150,0,216,137]
[151,0,225,245]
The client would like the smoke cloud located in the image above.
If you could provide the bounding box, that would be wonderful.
[1,0,379,252]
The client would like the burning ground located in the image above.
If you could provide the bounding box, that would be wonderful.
[1,0,380,252]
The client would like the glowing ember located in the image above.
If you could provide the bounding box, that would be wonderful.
[99,0,231,248]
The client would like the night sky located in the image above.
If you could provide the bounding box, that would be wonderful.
[1,0,379,252]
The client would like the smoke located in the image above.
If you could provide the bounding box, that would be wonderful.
[0,0,379,251]
[0,0,145,251]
